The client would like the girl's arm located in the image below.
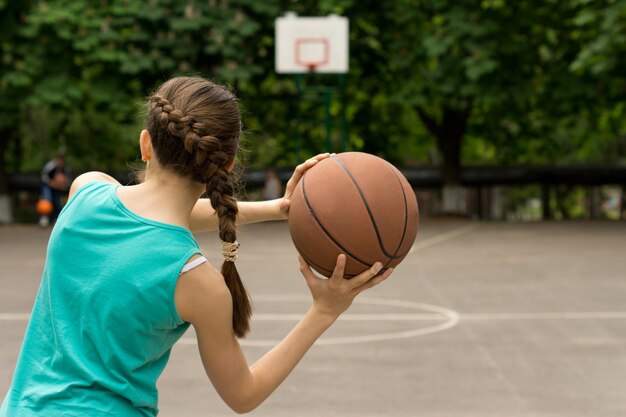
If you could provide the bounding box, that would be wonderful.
[175,255,392,414]
[189,153,330,233]
[189,198,284,232]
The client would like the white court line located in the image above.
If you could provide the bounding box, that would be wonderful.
[5,311,626,322]
[0,314,30,321]
[253,313,445,321]
[179,296,461,347]
[409,223,478,254]
[460,312,626,320]
[240,312,626,321]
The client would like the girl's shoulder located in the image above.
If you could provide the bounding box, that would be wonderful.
[68,172,121,201]
[175,255,230,324]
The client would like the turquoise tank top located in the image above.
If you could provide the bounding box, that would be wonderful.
[0,181,201,416]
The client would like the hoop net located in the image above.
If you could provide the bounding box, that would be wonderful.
[295,38,329,73]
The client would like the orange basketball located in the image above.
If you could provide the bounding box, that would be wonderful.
[288,152,419,278]
[36,199,54,215]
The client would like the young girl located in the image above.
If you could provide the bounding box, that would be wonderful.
[0,76,393,416]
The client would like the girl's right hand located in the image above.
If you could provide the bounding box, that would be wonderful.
[298,254,394,319]
[278,153,331,218]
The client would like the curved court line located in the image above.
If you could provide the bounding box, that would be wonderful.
[409,223,478,254]
[178,295,459,347]
[460,312,626,320]
[7,309,626,323]
[253,313,445,321]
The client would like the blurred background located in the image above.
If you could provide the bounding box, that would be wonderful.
[0,0,625,223]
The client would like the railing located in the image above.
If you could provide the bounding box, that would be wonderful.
[8,165,626,221]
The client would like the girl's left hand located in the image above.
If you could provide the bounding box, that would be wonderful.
[278,153,331,218]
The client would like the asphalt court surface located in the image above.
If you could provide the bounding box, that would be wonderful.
[1,220,626,416]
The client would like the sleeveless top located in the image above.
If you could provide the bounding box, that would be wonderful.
[0,181,201,416]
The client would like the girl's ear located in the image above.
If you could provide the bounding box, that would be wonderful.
[226,159,235,173]
[139,130,153,162]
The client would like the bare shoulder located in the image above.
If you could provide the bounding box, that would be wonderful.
[175,256,233,325]
[69,171,121,200]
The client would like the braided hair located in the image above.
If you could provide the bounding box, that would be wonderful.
[146,77,251,337]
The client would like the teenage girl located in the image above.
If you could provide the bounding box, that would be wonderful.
[0,76,393,416]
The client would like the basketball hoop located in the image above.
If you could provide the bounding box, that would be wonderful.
[295,38,329,73]
[275,13,348,74]
[274,13,350,158]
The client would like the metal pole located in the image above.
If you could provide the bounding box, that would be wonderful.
[295,74,303,162]
[476,186,483,220]
[324,88,332,153]
[339,74,347,152]
[541,184,551,220]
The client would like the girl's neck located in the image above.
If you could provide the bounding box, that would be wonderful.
[117,168,204,230]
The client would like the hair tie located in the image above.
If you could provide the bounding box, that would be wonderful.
[222,241,239,262]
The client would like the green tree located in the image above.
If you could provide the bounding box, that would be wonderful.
[2,0,625,211]
[381,0,580,184]
[2,0,282,177]
[0,0,35,194]
[568,0,626,163]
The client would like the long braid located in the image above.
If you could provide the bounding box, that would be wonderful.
[206,166,251,337]
[148,81,251,337]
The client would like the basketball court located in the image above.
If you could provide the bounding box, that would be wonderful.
[2,219,626,416]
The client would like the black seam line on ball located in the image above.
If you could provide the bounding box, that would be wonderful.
[330,155,402,260]
[381,166,412,270]
[301,172,371,268]
[296,243,356,279]
[388,163,410,258]
[293,240,334,275]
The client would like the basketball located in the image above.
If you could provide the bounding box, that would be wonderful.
[36,199,54,215]
[288,152,419,278]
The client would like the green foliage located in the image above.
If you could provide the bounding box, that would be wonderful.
[1,0,626,190]
[1,0,282,173]
[383,0,626,171]
[570,0,626,76]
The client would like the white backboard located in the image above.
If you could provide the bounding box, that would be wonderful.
[275,13,349,74]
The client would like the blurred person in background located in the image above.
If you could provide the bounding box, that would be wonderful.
[39,151,69,227]
[262,168,283,200]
